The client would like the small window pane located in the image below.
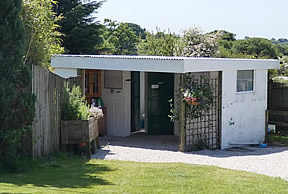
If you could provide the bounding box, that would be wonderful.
[85,73,90,94]
[93,72,99,94]
[237,70,254,92]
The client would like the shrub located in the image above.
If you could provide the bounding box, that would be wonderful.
[61,84,90,120]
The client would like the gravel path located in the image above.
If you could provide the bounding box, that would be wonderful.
[92,135,288,181]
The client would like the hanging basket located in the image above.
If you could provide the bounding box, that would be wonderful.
[185,97,200,105]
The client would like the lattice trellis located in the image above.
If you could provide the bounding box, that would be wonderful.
[184,72,221,150]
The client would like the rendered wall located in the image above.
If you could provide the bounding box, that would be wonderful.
[221,69,267,149]
[101,71,131,137]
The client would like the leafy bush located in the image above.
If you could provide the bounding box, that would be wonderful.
[0,0,36,169]
[61,84,90,120]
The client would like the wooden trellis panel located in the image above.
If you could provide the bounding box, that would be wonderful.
[185,72,221,150]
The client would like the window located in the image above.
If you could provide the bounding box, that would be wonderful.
[85,70,101,102]
[237,70,254,92]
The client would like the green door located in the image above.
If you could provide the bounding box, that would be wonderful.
[147,72,174,135]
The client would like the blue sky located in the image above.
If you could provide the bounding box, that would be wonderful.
[96,0,287,39]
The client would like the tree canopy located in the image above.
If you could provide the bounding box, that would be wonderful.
[101,19,139,55]
[138,29,180,56]
[55,0,104,54]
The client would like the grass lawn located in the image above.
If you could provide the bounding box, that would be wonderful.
[0,158,287,194]
[267,134,288,146]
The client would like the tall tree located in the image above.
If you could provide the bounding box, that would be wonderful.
[22,0,63,68]
[125,23,146,39]
[55,0,104,54]
[138,29,180,56]
[0,0,35,166]
[102,19,139,55]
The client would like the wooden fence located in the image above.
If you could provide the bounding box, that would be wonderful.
[269,81,288,110]
[268,81,288,134]
[32,65,81,158]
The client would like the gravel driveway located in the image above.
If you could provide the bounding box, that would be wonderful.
[92,134,288,181]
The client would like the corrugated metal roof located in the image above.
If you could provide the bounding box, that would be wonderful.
[54,54,278,62]
[55,54,191,61]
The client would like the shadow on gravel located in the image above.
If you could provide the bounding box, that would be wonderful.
[96,133,288,158]
[99,132,179,152]
[187,146,288,158]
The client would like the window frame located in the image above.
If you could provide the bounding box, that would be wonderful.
[85,70,102,98]
[236,70,255,93]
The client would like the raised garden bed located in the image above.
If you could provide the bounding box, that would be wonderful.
[61,118,100,156]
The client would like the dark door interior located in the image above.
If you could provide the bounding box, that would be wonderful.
[131,71,140,132]
[148,72,174,135]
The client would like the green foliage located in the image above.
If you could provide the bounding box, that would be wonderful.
[126,22,146,39]
[168,99,178,122]
[183,77,214,119]
[279,56,288,76]
[209,30,236,42]
[216,37,279,59]
[194,139,209,151]
[61,84,90,120]
[138,29,180,56]
[102,19,139,55]
[268,134,288,146]
[232,38,279,59]
[0,0,36,165]
[22,0,64,68]
[56,0,104,54]
[169,76,214,121]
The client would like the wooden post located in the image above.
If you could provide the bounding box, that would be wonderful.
[179,74,186,152]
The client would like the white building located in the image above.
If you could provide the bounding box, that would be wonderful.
[52,55,279,150]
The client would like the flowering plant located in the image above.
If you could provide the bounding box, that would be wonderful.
[183,89,201,106]
[89,106,104,120]
[183,82,214,119]
[169,77,214,121]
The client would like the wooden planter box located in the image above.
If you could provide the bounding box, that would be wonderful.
[61,118,100,156]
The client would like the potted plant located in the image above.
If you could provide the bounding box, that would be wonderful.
[61,84,104,157]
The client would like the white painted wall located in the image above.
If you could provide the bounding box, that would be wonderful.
[101,71,131,136]
[221,69,267,149]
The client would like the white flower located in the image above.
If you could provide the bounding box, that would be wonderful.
[89,106,104,120]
